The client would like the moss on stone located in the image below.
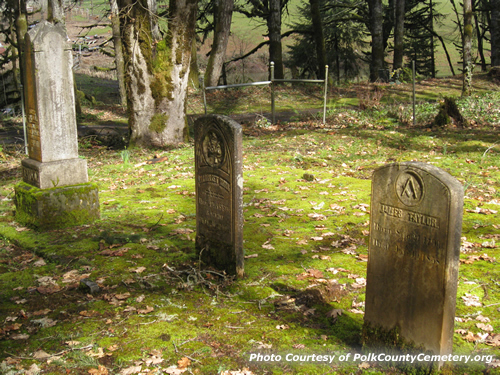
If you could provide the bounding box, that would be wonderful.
[14,182,100,230]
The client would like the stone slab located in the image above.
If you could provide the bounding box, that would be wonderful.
[24,21,79,162]
[194,115,244,277]
[364,162,463,357]
[15,182,100,230]
[22,158,89,189]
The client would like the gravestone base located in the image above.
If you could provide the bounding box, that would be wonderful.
[22,158,89,189]
[362,323,439,372]
[196,235,240,276]
[14,181,100,230]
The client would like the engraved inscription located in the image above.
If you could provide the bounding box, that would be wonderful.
[196,124,233,243]
[372,222,442,264]
[380,203,439,228]
[27,109,42,160]
[198,173,230,192]
[195,115,243,276]
[23,167,39,186]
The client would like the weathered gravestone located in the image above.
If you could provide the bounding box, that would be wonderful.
[364,162,463,358]
[14,21,99,229]
[194,115,244,278]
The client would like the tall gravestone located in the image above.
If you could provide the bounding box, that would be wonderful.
[364,162,463,359]
[194,115,244,278]
[14,21,99,229]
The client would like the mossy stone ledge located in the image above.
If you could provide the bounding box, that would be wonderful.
[14,181,100,230]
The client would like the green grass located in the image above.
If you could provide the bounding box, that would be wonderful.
[0,75,499,374]
[1,113,500,375]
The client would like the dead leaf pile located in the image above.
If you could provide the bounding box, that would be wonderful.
[461,293,482,307]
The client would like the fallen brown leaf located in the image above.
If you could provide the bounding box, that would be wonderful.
[88,365,109,375]
[177,357,191,369]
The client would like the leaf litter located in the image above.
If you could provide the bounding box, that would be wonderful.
[0,95,499,373]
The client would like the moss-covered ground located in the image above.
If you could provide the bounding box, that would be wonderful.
[0,77,499,375]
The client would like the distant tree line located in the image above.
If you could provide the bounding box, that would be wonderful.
[0,0,498,148]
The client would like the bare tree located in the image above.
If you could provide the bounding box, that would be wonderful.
[204,0,234,87]
[368,0,384,81]
[109,0,126,106]
[462,0,473,96]
[236,0,289,79]
[309,0,326,79]
[393,0,405,70]
[491,0,500,66]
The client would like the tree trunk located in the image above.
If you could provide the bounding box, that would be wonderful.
[429,0,435,77]
[369,0,384,81]
[268,0,284,79]
[152,0,198,144]
[15,1,28,88]
[491,0,500,66]
[190,37,200,89]
[119,0,156,145]
[309,0,326,79]
[393,0,405,70]
[462,0,473,96]
[119,0,197,147]
[110,0,127,106]
[148,0,161,41]
[473,0,486,71]
[48,0,64,23]
[204,0,234,87]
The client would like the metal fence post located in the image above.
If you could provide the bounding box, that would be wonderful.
[323,65,329,124]
[412,60,416,127]
[20,84,27,155]
[270,61,275,124]
[202,77,207,115]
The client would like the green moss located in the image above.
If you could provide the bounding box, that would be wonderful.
[148,112,169,133]
[0,119,499,374]
[14,182,100,230]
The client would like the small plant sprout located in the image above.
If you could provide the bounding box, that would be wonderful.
[120,148,130,164]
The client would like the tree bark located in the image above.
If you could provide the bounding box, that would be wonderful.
[491,0,500,66]
[151,0,198,145]
[119,0,197,147]
[268,0,284,79]
[15,0,28,89]
[429,0,435,77]
[48,0,64,24]
[462,0,473,96]
[148,0,161,41]
[309,0,326,79]
[368,0,384,81]
[190,37,200,89]
[393,0,405,70]
[119,0,156,145]
[204,0,234,87]
[109,0,127,106]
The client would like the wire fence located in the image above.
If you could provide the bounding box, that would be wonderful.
[203,62,329,124]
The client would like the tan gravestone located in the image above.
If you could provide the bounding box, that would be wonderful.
[14,21,99,229]
[22,21,88,188]
[195,115,244,277]
[364,162,463,359]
